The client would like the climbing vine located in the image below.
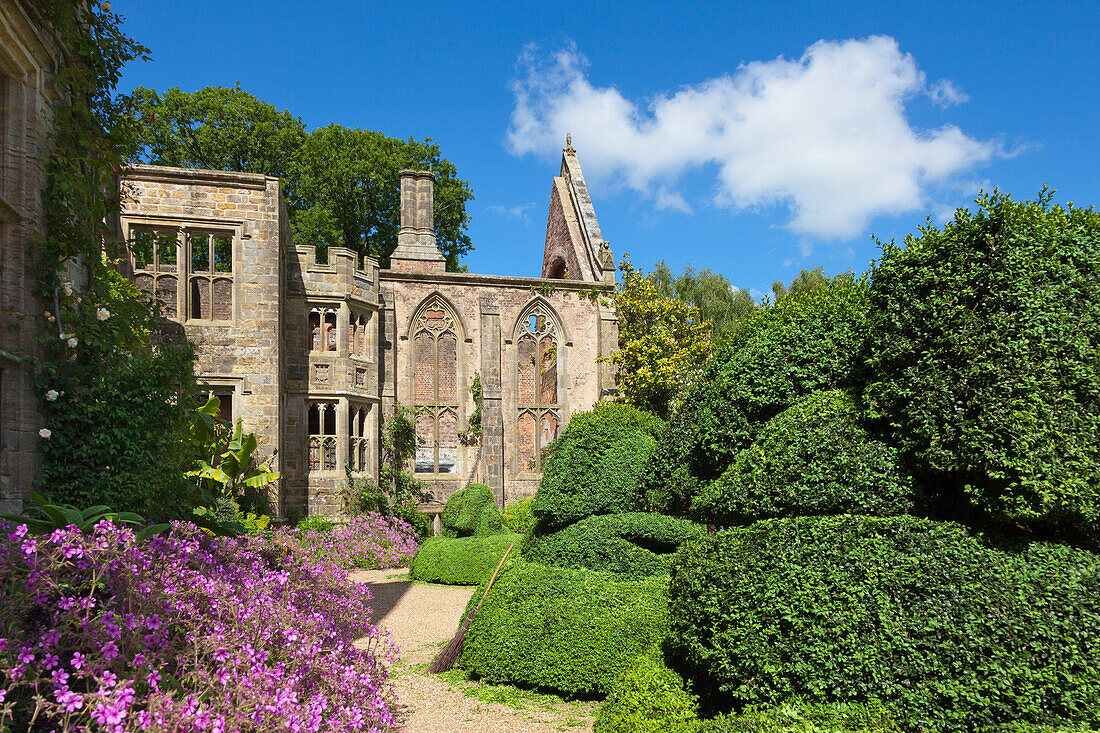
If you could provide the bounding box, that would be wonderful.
[29,3,203,517]
[459,373,483,445]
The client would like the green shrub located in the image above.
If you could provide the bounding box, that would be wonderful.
[459,561,669,696]
[390,497,432,541]
[594,648,700,733]
[501,495,536,534]
[532,403,665,530]
[521,512,704,577]
[865,191,1100,542]
[668,515,1100,731]
[693,391,914,525]
[296,515,334,532]
[441,483,504,537]
[704,701,902,732]
[643,280,871,515]
[409,533,521,585]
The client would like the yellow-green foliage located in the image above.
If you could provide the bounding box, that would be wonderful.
[594,648,699,733]
[501,496,536,534]
[441,483,504,537]
[409,533,520,586]
[459,561,669,696]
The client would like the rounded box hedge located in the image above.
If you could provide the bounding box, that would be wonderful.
[668,515,1100,731]
[692,390,914,525]
[532,403,665,530]
[408,533,520,586]
[441,482,504,537]
[459,560,669,696]
[521,512,704,577]
[642,280,871,515]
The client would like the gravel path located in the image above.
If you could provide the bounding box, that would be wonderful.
[351,569,595,733]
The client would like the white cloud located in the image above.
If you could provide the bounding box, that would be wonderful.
[507,37,1000,240]
[486,202,537,223]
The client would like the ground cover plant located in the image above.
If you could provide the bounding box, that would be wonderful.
[459,560,668,696]
[440,483,504,537]
[693,390,914,525]
[532,403,665,530]
[521,512,704,577]
[409,532,521,585]
[668,515,1100,731]
[0,519,400,732]
[643,279,871,515]
[865,190,1100,543]
[290,511,420,569]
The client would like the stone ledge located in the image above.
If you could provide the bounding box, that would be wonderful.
[124,164,271,191]
[379,269,614,292]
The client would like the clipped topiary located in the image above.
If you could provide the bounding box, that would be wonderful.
[441,483,504,537]
[532,403,665,530]
[594,647,700,733]
[409,533,520,585]
[643,280,871,515]
[521,512,704,577]
[669,515,1100,731]
[459,560,668,696]
[866,191,1100,541]
[692,390,914,525]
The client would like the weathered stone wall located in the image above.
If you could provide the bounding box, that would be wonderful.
[0,1,57,513]
[542,178,586,281]
[120,166,287,512]
[382,270,615,506]
[284,244,381,518]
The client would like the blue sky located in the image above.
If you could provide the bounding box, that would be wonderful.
[116,0,1099,298]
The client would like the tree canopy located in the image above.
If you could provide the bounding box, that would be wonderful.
[649,261,757,345]
[124,85,474,269]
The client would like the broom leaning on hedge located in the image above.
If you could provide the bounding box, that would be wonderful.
[427,542,515,673]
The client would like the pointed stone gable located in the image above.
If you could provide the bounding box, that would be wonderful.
[541,135,615,285]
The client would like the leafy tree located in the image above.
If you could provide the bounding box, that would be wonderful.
[650,262,757,344]
[865,189,1100,542]
[284,124,473,269]
[771,265,854,303]
[608,257,712,418]
[126,85,306,179]
[124,86,475,270]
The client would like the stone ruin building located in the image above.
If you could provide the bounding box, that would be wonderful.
[116,139,618,519]
[0,0,616,519]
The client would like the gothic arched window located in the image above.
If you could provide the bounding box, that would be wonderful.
[516,303,561,472]
[412,297,459,474]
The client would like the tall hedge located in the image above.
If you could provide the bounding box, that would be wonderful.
[440,483,503,537]
[693,390,914,525]
[668,515,1100,731]
[865,191,1100,541]
[642,281,871,515]
[521,512,705,577]
[459,561,669,696]
[532,403,664,530]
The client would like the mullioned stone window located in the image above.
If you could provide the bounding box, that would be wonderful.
[349,403,371,473]
[411,296,459,474]
[130,227,235,322]
[515,302,562,472]
[309,308,338,352]
[308,401,338,472]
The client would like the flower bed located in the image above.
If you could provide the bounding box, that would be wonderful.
[0,519,402,732]
[287,512,420,570]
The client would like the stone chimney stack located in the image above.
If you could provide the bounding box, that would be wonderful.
[390,169,445,272]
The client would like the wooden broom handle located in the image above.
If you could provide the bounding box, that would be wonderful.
[471,542,515,614]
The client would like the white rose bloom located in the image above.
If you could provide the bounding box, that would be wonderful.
[96,307,110,321]
[45,390,59,401]
[67,337,78,348]
[39,428,52,439]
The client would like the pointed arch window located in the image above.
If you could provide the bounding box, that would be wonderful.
[412,297,459,474]
[516,304,561,472]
